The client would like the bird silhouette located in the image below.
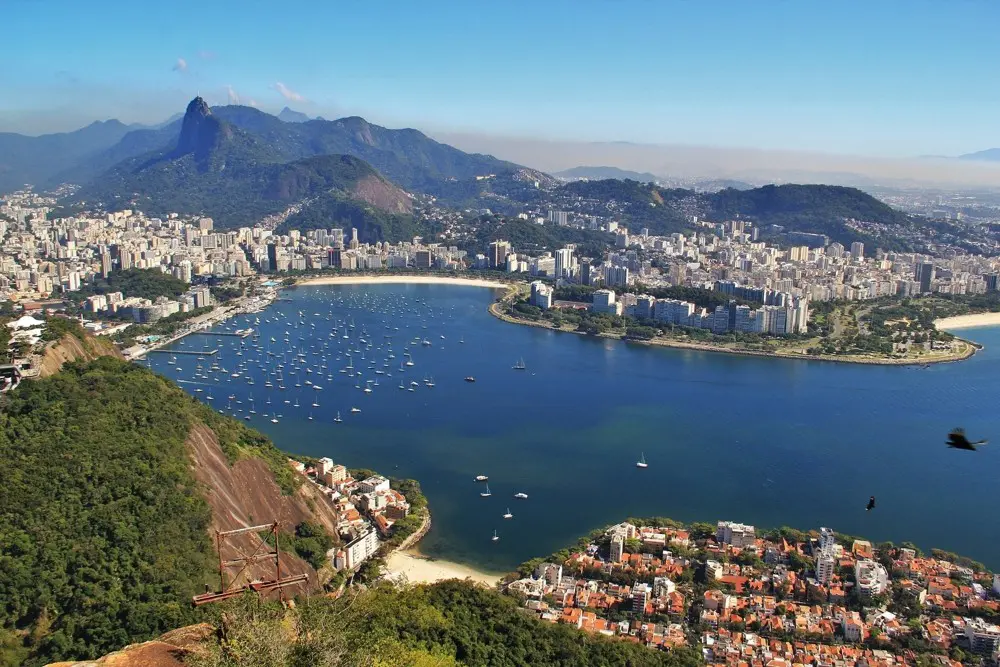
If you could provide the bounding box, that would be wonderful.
[946,428,988,451]
[866,496,876,511]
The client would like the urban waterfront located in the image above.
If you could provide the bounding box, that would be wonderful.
[147,282,1000,573]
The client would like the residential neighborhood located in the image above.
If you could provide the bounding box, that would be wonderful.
[505,519,1000,665]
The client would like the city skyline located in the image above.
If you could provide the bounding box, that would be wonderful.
[3,0,1000,159]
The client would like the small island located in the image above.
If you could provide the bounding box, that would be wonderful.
[503,517,1000,664]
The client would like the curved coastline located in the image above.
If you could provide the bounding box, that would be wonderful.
[935,312,1000,330]
[298,274,509,289]
[489,300,979,367]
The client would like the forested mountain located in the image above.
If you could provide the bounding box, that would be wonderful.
[559,179,915,247]
[75,98,412,228]
[0,120,135,192]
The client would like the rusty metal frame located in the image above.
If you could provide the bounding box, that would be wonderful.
[192,521,309,606]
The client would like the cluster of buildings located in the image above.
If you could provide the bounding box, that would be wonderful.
[506,518,1000,665]
[529,283,810,336]
[0,191,252,304]
[84,285,213,322]
[291,457,412,572]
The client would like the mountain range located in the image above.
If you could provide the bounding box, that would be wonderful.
[958,148,1000,162]
[0,99,539,229]
[554,165,662,183]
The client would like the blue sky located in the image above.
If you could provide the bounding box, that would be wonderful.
[2,0,999,156]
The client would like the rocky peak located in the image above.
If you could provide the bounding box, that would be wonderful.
[176,97,228,158]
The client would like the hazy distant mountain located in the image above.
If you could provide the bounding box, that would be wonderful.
[958,148,1000,162]
[554,165,660,183]
[77,98,413,235]
[277,107,311,123]
[0,120,134,193]
[692,179,754,192]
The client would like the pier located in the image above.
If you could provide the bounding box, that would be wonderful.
[147,349,218,356]
[189,328,253,338]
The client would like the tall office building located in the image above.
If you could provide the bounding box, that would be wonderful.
[555,247,574,280]
[985,274,999,292]
[267,243,278,271]
[850,241,865,261]
[604,264,629,288]
[488,240,511,269]
[100,252,112,278]
[914,262,934,293]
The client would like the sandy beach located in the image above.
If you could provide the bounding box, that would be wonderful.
[300,275,508,289]
[385,551,501,586]
[935,312,1000,330]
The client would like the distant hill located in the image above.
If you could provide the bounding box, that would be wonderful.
[959,148,1000,162]
[278,106,311,123]
[76,98,412,229]
[559,179,913,247]
[692,178,754,192]
[0,120,134,193]
[554,165,660,183]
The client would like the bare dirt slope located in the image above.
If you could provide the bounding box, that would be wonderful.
[45,624,214,667]
[187,423,342,595]
[38,333,122,377]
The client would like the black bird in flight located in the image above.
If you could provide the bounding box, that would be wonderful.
[866,496,876,511]
[947,428,988,451]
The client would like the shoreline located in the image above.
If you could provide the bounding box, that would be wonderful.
[299,274,509,289]
[384,508,501,586]
[935,312,1000,330]
[489,301,978,367]
[384,549,502,586]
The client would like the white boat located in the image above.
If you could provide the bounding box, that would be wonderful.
[503,508,513,519]
[636,452,648,469]
[350,407,361,414]
[308,412,314,421]
[491,530,500,542]
[334,412,343,423]
[474,475,488,482]
[514,492,528,499]
[513,358,526,370]
[480,485,492,498]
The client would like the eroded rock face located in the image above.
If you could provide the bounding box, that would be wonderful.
[45,623,215,667]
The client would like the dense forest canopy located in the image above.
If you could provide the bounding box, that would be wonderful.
[0,358,216,666]
[73,267,189,301]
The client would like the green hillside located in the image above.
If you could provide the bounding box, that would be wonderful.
[0,357,299,666]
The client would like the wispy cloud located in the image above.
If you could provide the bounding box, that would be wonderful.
[198,50,216,60]
[172,57,188,73]
[248,99,259,108]
[273,82,306,103]
[226,85,240,104]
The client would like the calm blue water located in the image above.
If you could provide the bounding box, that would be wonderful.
[147,283,1000,573]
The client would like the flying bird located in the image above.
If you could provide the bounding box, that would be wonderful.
[866,496,876,511]
[946,428,988,451]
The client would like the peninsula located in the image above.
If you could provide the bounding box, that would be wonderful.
[490,282,980,366]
